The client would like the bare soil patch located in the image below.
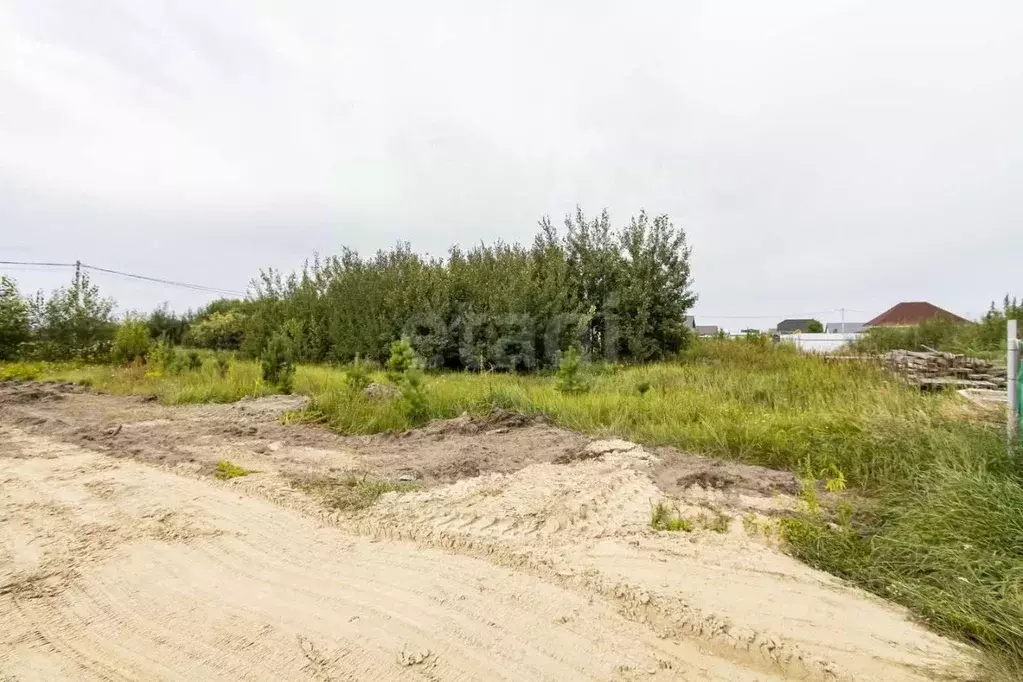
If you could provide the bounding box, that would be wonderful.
[0,381,977,681]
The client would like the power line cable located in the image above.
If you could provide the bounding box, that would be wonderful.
[0,259,246,297]
[81,263,246,297]
[0,260,76,268]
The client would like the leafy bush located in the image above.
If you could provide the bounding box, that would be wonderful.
[186,350,203,372]
[188,310,247,350]
[25,273,116,361]
[111,320,151,365]
[806,319,824,333]
[147,303,190,344]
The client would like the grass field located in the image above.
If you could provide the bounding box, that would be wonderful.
[3,340,1021,679]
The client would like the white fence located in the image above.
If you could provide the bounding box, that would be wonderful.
[779,332,864,354]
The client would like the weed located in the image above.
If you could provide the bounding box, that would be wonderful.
[214,460,252,480]
[186,350,203,372]
[346,354,372,392]
[0,361,46,381]
[296,474,420,512]
[706,513,731,533]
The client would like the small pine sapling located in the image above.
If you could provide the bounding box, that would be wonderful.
[555,346,589,394]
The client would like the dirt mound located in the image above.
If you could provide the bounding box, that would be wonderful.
[0,380,81,405]
[342,443,968,681]
[652,448,799,498]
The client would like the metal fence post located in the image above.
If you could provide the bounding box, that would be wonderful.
[1009,319,1019,442]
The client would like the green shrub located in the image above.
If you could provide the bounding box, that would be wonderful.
[24,273,116,361]
[150,335,178,373]
[215,352,231,378]
[385,338,418,383]
[399,367,430,424]
[555,346,588,393]
[186,350,203,372]
[383,339,430,424]
[111,320,151,365]
[261,331,295,393]
[346,354,372,392]
[188,310,247,350]
[0,275,30,361]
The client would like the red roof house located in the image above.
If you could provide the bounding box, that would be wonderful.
[865,302,970,327]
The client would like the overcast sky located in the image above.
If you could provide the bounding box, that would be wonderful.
[1,0,1020,330]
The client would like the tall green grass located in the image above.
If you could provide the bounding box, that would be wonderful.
[5,339,1021,676]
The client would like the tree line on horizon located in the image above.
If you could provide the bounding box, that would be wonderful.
[0,208,699,369]
[2,208,1021,367]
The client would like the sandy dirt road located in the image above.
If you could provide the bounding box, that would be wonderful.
[0,382,976,681]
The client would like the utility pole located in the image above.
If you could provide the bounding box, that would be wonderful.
[840,308,845,334]
[1009,319,1019,443]
[74,260,82,306]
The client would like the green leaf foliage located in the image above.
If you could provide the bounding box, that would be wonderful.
[235,208,697,370]
[111,320,151,365]
[0,275,30,361]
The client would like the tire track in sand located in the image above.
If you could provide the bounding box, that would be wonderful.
[1,440,782,681]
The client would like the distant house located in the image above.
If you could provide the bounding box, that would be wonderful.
[684,316,719,337]
[865,302,970,327]
[825,322,865,334]
[776,319,818,334]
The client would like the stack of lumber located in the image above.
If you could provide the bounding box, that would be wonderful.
[883,350,1008,391]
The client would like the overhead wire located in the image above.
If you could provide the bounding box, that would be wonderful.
[80,263,246,297]
[0,259,246,297]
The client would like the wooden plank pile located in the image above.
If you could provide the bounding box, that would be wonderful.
[883,350,1008,391]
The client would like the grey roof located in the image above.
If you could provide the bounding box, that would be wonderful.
[825,322,865,334]
[695,325,719,336]
[776,319,818,333]
[683,315,696,329]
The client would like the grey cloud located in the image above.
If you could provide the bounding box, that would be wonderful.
[1,0,1020,330]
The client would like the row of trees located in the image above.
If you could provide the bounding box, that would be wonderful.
[0,272,233,362]
[0,273,117,361]
[235,208,697,370]
[0,208,699,370]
